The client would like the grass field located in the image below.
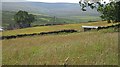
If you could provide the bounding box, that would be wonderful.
[2,21,116,36]
[2,31,118,65]
[2,21,119,65]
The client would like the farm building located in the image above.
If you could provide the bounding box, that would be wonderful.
[0,27,4,31]
[82,26,100,31]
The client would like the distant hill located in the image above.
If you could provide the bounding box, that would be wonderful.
[2,2,100,17]
[2,2,102,28]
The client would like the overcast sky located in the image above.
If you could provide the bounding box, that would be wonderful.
[1,0,79,3]
[26,0,80,3]
[2,0,26,2]
[2,0,119,3]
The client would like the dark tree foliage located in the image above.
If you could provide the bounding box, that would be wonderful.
[14,10,35,28]
[115,1,120,22]
[79,0,120,23]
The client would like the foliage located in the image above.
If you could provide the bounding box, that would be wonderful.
[97,2,116,23]
[14,10,35,28]
[115,1,120,22]
[79,0,120,23]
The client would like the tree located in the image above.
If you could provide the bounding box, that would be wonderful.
[79,0,120,23]
[14,10,35,28]
[97,2,116,23]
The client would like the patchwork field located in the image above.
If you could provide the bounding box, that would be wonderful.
[2,21,116,36]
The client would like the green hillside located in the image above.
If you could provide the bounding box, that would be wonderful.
[2,11,75,28]
[2,11,16,27]
[2,11,102,29]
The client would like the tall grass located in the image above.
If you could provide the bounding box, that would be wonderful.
[2,32,118,65]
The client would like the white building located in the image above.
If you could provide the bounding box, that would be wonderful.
[0,27,4,31]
